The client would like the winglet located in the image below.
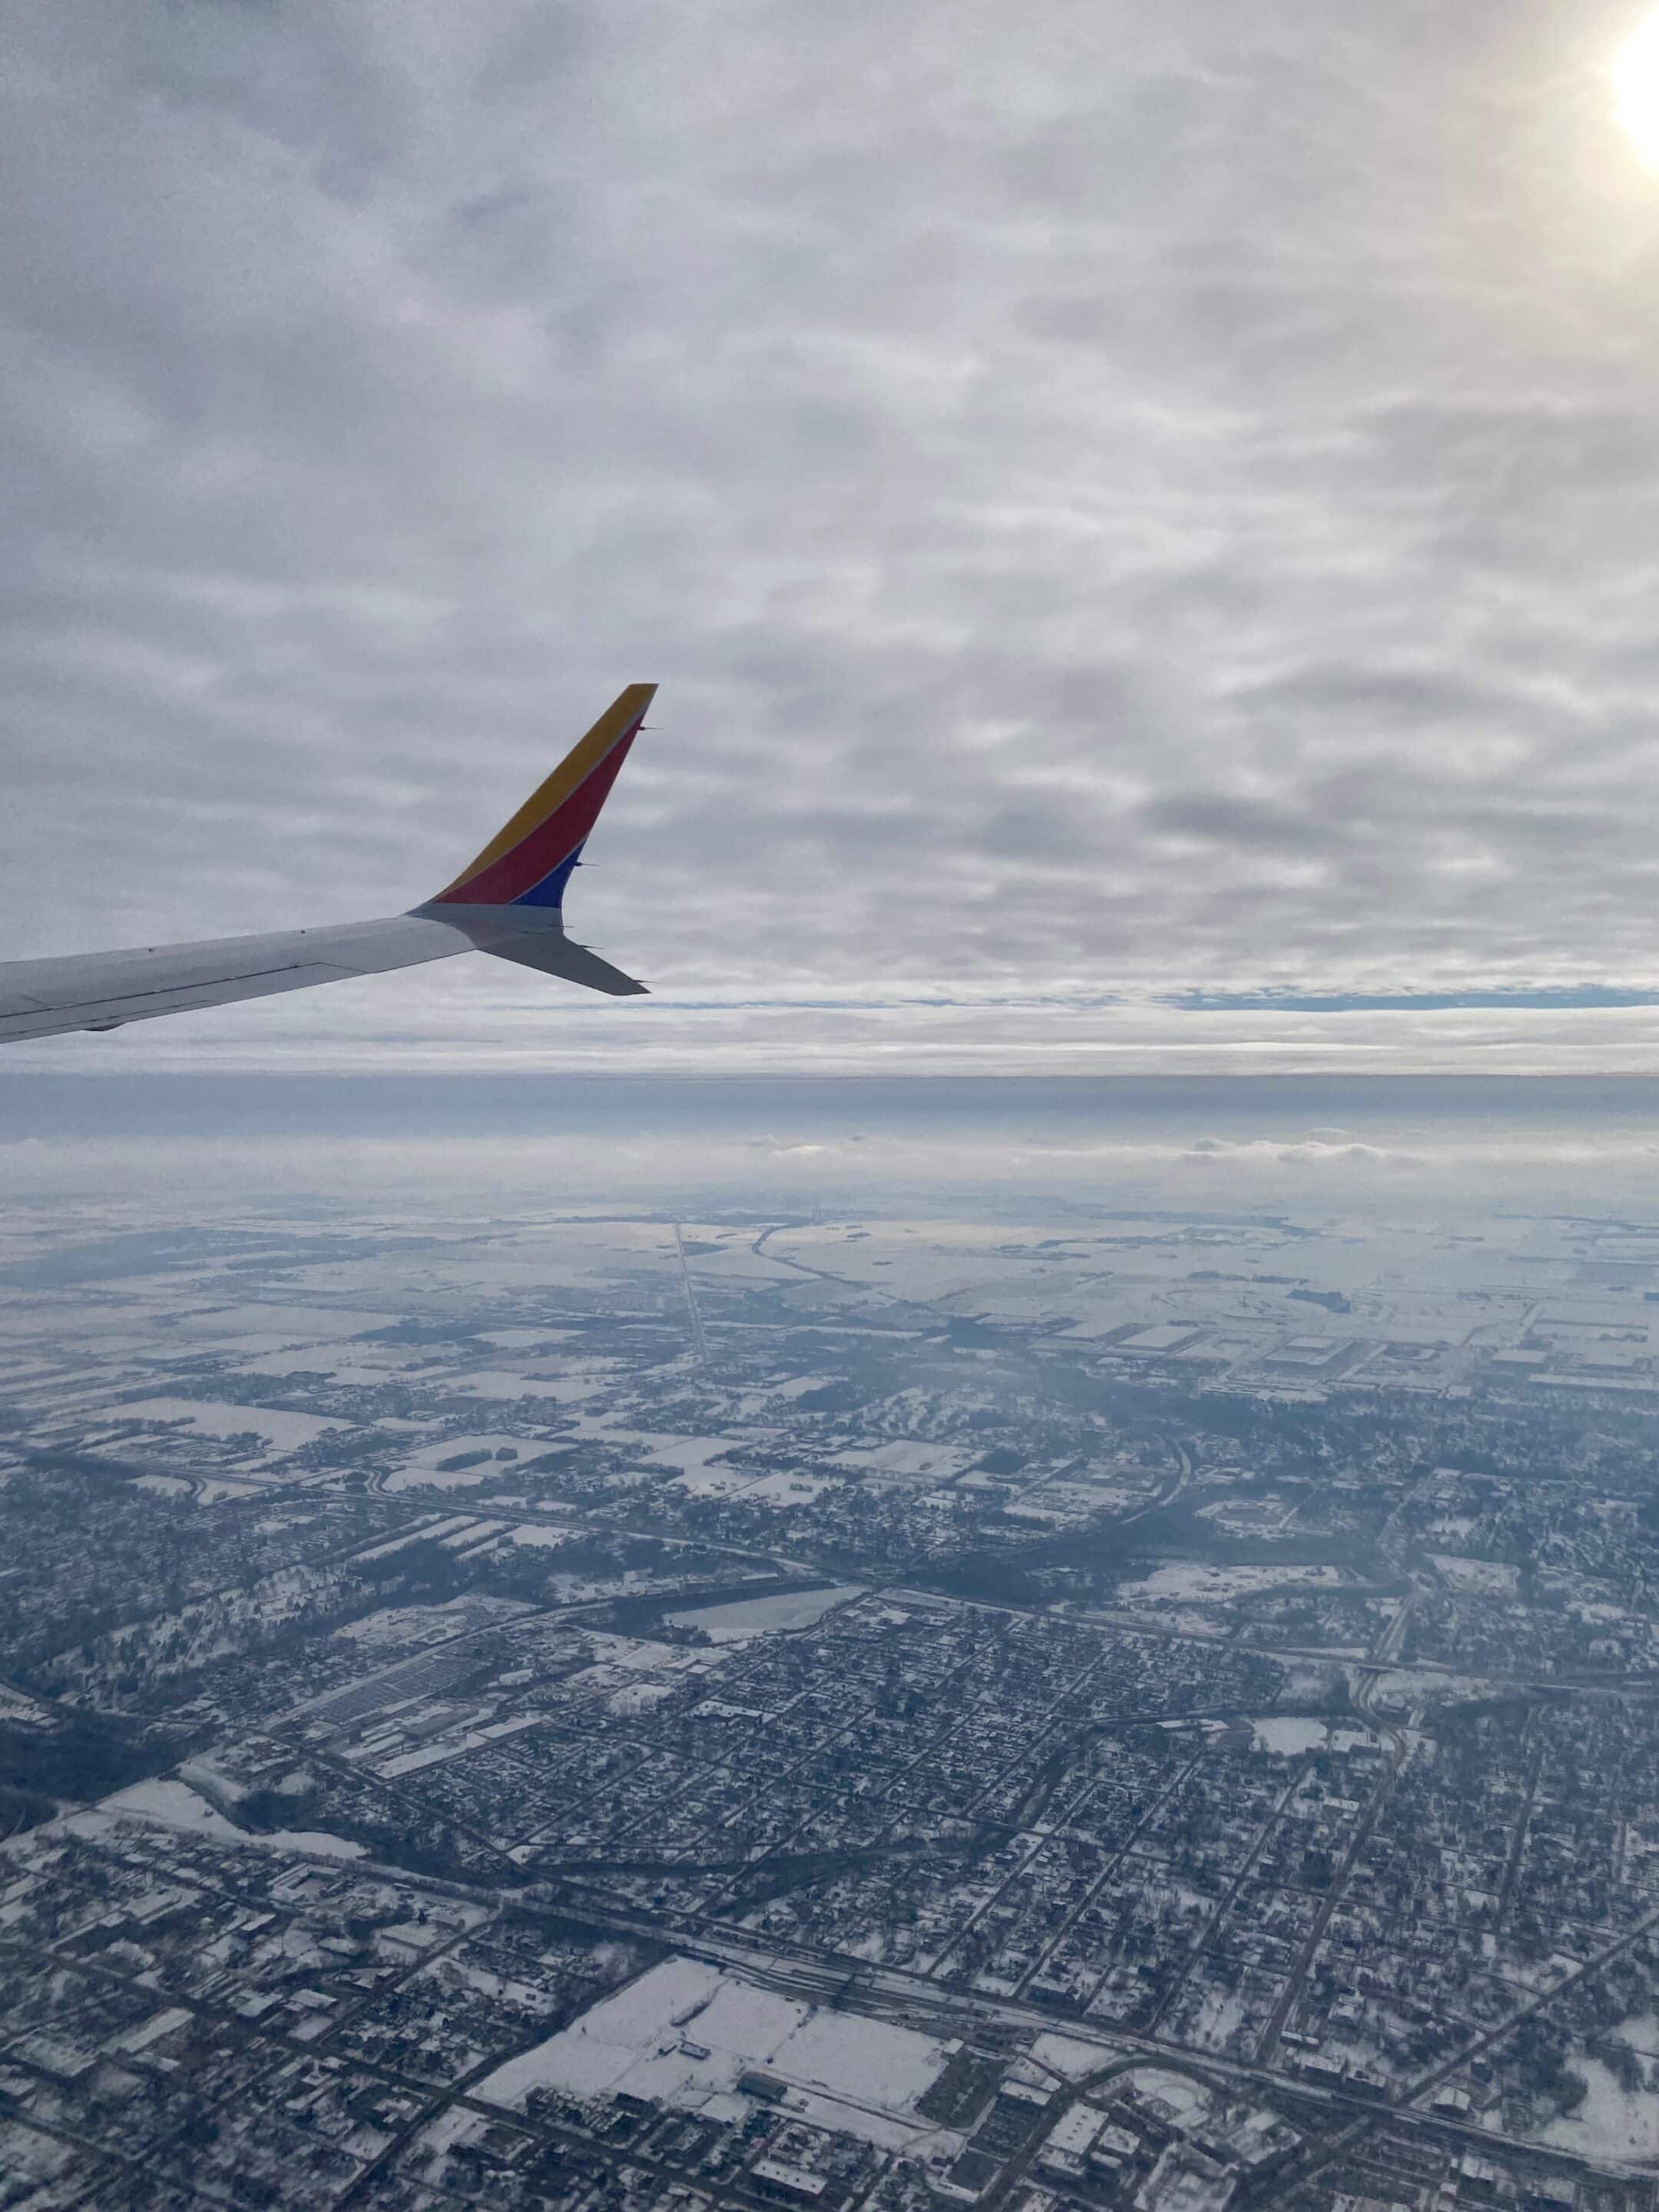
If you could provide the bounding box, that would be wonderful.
[430,683,654,911]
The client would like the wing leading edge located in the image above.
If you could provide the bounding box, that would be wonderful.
[0,684,655,1046]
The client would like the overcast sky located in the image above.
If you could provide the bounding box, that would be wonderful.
[9,0,1659,1076]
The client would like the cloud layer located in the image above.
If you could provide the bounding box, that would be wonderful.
[8,1,1659,1072]
[11,1071,1659,1219]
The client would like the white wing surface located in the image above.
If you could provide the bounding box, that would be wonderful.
[1,686,654,1045]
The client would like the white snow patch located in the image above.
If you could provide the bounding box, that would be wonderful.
[101,1779,364,1860]
[1251,1717,1330,1755]
[450,1370,610,1402]
[1116,1564,1343,1604]
[1028,2032,1114,2082]
[665,1586,864,1644]
[1431,1557,1520,1596]
[115,1399,350,1449]
[1535,2055,1659,2163]
[475,1956,958,2155]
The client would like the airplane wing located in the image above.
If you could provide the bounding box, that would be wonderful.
[0,684,655,1046]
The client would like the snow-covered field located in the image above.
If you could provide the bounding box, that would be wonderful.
[830,1440,974,1482]
[1028,2032,1115,2081]
[234,1346,432,1379]
[1186,1986,1250,2051]
[351,1517,482,1561]
[95,1780,366,1860]
[1200,1496,1298,1538]
[738,1471,838,1506]
[1116,1564,1344,1604]
[475,1957,960,2154]
[115,1399,351,1449]
[1535,2054,1659,2162]
[1249,1717,1339,1755]
[160,1305,400,1342]
[132,1473,193,1500]
[190,1477,264,1505]
[446,1369,611,1403]
[641,1434,771,1475]
[1108,2068,1217,2128]
[664,1465,755,1498]
[665,1586,865,1644]
[383,1434,535,1492]
[385,1462,501,1492]
[331,1594,482,1646]
[1366,1666,1500,1708]
[0,1684,55,1728]
[1432,1556,1520,1595]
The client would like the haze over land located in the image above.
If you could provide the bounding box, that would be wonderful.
[9,1073,1659,1224]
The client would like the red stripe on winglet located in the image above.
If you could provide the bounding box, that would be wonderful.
[432,720,643,907]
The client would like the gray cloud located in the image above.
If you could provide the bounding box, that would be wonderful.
[5,0,1659,1076]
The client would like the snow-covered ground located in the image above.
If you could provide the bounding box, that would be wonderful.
[739,1471,838,1506]
[383,1433,535,1491]
[114,1399,351,1449]
[474,1956,961,2156]
[385,1462,502,1492]
[404,1432,541,1468]
[1110,2068,1217,2128]
[1028,2032,1116,2081]
[447,1369,611,1403]
[1116,1564,1343,1604]
[659,1433,772,1469]
[1250,1717,1331,1755]
[163,1304,399,1342]
[350,1518,479,1561]
[1534,2055,1659,2163]
[0,1684,56,1729]
[665,1586,865,1644]
[1186,1985,1250,2051]
[1432,1556,1520,1595]
[94,1780,366,1860]
[234,1343,434,1379]
[830,1440,975,1482]
[665,1465,756,1498]
[132,1473,194,1500]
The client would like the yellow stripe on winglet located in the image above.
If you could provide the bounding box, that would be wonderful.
[439,683,657,897]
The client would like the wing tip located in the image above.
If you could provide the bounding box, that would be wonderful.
[432,683,657,907]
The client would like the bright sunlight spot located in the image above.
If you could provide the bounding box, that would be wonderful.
[1615,9,1659,167]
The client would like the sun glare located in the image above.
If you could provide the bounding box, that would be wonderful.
[1615,10,1659,167]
